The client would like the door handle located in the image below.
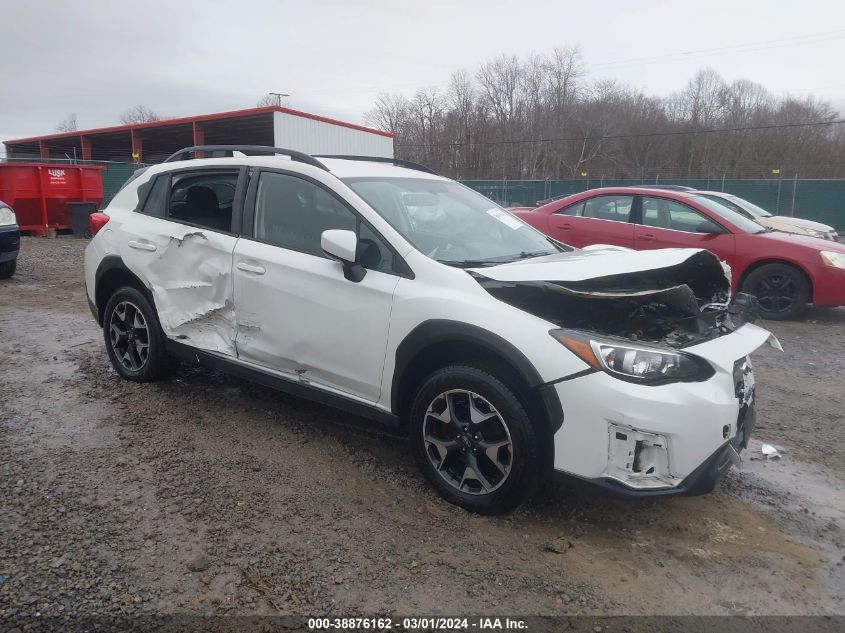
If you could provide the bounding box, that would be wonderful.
[639,233,657,241]
[558,222,574,230]
[127,240,157,252]
[237,261,266,275]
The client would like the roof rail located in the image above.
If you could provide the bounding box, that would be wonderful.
[163,145,329,171]
[314,155,438,175]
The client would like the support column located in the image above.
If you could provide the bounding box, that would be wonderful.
[80,135,92,161]
[39,140,49,160]
[192,121,205,158]
[130,129,143,164]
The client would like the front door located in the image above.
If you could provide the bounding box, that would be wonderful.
[232,169,399,403]
[633,195,735,262]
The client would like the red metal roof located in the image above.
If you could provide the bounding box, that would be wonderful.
[5,105,394,145]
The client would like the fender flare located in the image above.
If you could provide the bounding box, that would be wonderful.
[391,320,562,432]
[93,255,154,324]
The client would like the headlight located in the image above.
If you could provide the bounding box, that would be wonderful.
[804,228,824,238]
[820,251,845,269]
[0,205,16,227]
[550,329,714,385]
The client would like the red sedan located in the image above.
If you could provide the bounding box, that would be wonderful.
[511,187,845,320]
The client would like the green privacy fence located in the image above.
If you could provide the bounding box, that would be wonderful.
[462,178,845,232]
[100,163,137,205]
[87,166,845,232]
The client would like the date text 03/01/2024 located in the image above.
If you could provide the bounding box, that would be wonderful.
[308,617,528,630]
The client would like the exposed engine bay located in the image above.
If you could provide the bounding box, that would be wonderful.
[471,250,758,348]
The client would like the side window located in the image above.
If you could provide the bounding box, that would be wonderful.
[254,171,396,273]
[642,197,716,233]
[167,170,239,232]
[141,175,169,218]
[556,201,584,216]
[582,195,633,222]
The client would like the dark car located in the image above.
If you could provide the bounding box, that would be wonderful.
[512,187,845,320]
[0,200,20,278]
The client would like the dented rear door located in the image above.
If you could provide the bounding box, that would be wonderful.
[117,167,245,356]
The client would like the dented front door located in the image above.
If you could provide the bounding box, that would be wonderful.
[232,240,397,402]
[232,169,397,403]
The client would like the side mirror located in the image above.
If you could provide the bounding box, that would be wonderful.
[696,220,725,235]
[321,229,366,282]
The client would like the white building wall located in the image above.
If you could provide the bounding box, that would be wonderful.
[273,111,394,157]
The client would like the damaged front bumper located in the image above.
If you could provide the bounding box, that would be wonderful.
[549,323,774,497]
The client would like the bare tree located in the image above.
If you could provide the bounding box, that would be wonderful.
[120,105,161,125]
[364,93,410,137]
[56,113,78,133]
[365,51,844,182]
[258,93,289,107]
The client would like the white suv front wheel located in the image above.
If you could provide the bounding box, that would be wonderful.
[409,366,542,514]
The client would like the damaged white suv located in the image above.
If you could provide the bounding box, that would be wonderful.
[85,146,780,514]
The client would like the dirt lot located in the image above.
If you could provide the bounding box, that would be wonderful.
[1,237,844,622]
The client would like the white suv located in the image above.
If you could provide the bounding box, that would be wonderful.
[84,146,779,514]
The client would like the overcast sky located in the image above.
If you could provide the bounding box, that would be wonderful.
[2,0,844,150]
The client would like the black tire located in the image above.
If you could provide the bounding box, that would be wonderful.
[103,286,172,382]
[0,259,16,279]
[741,263,810,321]
[409,366,542,515]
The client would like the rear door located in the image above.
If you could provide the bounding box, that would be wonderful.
[549,194,635,248]
[633,195,735,260]
[232,169,400,403]
[119,167,246,355]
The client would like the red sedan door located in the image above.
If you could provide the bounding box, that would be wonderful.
[634,195,735,263]
[548,193,635,248]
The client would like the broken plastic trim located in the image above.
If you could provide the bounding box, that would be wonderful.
[605,424,678,489]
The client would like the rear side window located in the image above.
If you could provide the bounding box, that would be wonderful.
[582,195,633,222]
[141,175,169,217]
[167,170,239,232]
[556,201,584,216]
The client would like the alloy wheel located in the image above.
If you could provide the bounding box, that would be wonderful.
[422,389,513,495]
[755,273,798,314]
[109,301,150,371]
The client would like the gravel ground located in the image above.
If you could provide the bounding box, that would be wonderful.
[1,237,844,623]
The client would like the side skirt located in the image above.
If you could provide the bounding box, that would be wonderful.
[164,340,400,428]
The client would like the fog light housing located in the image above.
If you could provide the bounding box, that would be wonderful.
[605,424,678,489]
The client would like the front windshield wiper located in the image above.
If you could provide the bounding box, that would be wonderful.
[440,259,503,268]
[441,251,556,268]
[498,250,556,263]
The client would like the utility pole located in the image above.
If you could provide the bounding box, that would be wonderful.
[268,92,290,107]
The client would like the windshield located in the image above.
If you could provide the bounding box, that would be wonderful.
[689,195,769,234]
[728,195,773,218]
[344,177,564,265]
[701,193,774,219]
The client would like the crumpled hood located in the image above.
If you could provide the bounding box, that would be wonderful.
[759,215,836,233]
[469,246,723,284]
[469,246,739,348]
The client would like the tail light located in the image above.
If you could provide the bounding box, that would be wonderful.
[89,213,110,236]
